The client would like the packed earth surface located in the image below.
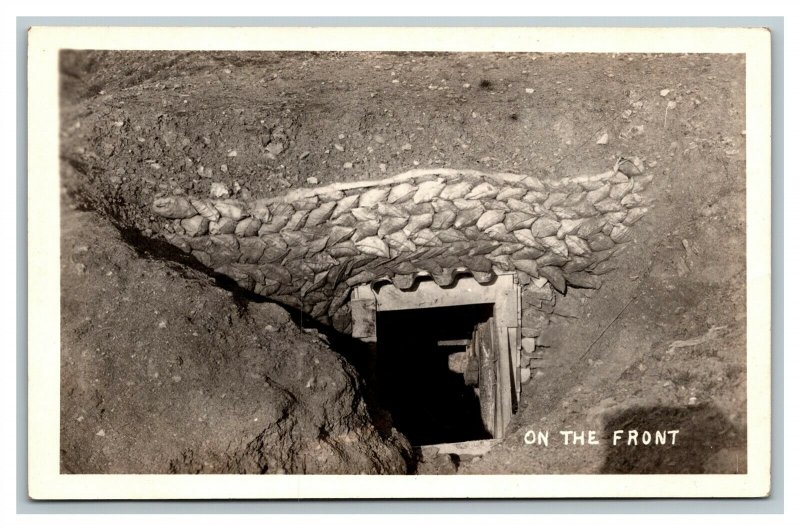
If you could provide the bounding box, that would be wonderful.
[60,50,747,474]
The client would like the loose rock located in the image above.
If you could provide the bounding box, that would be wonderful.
[521,337,536,354]
[181,215,209,237]
[152,196,196,219]
[209,217,236,235]
[210,182,230,199]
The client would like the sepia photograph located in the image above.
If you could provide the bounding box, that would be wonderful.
[27,26,772,498]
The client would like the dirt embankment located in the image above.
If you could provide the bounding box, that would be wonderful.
[60,51,747,474]
[61,203,411,474]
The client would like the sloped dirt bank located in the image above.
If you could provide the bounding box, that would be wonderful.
[61,202,411,474]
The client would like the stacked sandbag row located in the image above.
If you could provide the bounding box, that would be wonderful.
[151,166,653,332]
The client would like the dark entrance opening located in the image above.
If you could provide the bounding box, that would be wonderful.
[376,303,494,446]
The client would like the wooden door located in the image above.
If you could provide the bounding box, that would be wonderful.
[475,318,499,437]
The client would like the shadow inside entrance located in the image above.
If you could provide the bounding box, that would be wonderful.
[376,304,494,447]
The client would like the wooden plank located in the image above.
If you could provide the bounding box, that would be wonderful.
[464,330,479,387]
[509,326,521,410]
[374,274,515,312]
[493,318,516,438]
[478,319,497,436]
[350,298,377,341]
[491,322,504,437]
[417,439,501,456]
[352,284,374,301]
[437,339,471,347]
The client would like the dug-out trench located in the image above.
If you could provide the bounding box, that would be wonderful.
[118,220,511,458]
[81,163,657,473]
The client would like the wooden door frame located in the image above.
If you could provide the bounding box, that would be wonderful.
[350,271,521,439]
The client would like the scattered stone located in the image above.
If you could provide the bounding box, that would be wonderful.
[520,367,531,384]
[306,176,319,185]
[300,151,311,160]
[374,135,386,144]
[210,182,230,199]
[379,163,387,172]
[227,150,237,157]
[220,164,228,173]
[618,156,645,176]
[266,142,285,156]
[209,217,236,235]
[463,83,471,88]
[215,201,245,221]
[688,396,698,406]
[521,337,536,354]
[660,88,671,97]
[343,162,353,169]
[401,143,412,151]
[525,88,534,94]
[172,375,182,382]
[234,217,262,237]
[334,143,345,152]
[96,429,105,437]
[190,198,220,222]
[181,215,209,237]
[596,132,609,145]
[151,196,196,219]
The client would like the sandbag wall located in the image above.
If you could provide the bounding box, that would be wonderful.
[151,166,653,333]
